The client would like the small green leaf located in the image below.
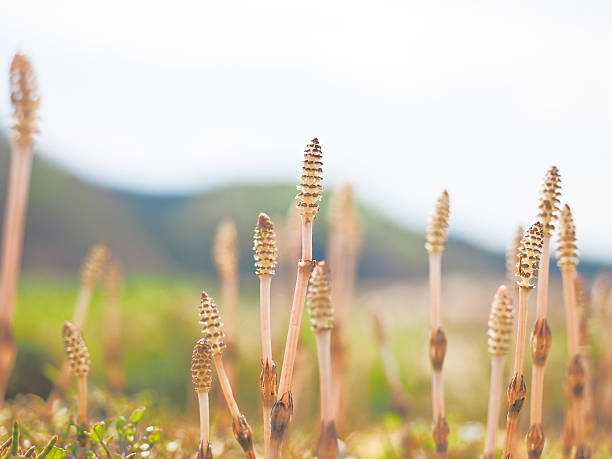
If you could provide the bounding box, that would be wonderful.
[35,435,57,459]
[45,447,67,459]
[129,408,145,424]
[93,423,105,441]
[10,421,20,456]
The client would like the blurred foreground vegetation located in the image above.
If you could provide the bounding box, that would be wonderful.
[2,275,612,457]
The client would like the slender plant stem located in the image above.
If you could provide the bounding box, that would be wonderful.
[77,376,88,424]
[0,145,33,325]
[259,275,274,458]
[536,237,551,319]
[502,286,530,458]
[316,332,334,423]
[429,252,441,330]
[197,392,210,445]
[484,355,505,458]
[277,262,311,398]
[301,218,312,261]
[315,332,338,459]
[561,268,587,456]
[213,353,240,420]
[260,276,273,361]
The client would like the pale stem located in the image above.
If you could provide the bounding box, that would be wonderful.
[0,145,34,324]
[429,252,442,329]
[315,332,334,423]
[197,392,210,445]
[259,276,273,361]
[484,355,505,457]
[513,288,530,377]
[213,353,241,420]
[530,364,545,424]
[535,236,551,319]
[73,287,94,331]
[77,375,88,424]
[432,370,445,420]
[263,402,272,459]
[301,217,313,261]
[561,268,578,356]
[277,261,311,397]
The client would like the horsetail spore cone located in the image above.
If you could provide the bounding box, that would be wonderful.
[213,220,238,277]
[537,166,561,237]
[308,261,334,333]
[307,261,338,459]
[484,286,514,459]
[425,190,450,255]
[199,292,255,459]
[191,338,213,457]
[253,212,278,457]
[502,222,543,458]
[507,226,524,286]
[296,138,323,222]
[199,292,226,356]
[62,321,90,423]
[254,213,278,277]
[557,204,578,271]
[9,52,40,150]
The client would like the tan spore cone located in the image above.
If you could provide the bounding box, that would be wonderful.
[213,220,238,277]
[425,190,450,254]
[81,244,108,290]
[9,52,40,150]
[308,261,334,333]
[557,205,578,270]
[488,286,514,356]
[62,322,90,377]
[516,222,544,289]
[253,213,278,277]
[506,226,524,284]
[296,138,323,221]
[191,338,213,393]
[199,292,226,355]
[537,166,561,236]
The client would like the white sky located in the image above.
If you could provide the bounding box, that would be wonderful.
[0,1,611,261]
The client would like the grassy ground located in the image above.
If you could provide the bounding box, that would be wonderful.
[4,274,612,457]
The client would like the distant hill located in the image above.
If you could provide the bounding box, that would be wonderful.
[0,136,607,281]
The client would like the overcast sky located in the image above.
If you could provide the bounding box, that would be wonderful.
[0,1,611,261]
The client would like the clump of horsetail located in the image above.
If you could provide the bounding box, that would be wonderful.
[103,258,126,392]
[527,166,561,458]
[192,338,214,459]
[483,286,514,459]
[575,274,595,437]
[307,261,339,459]
[253,212,278,456]
[270,138,323,459]
[425,189,450,458]
[199,291,255,459]
[327,184,361,433]
[212,219,239,388]
[557,204,591,459]
[0,52,40,407]
[502,222,543,458]
[49,244,108,405]
[62,321,90,425]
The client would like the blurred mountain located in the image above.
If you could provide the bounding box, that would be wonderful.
[0,136,607,282]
